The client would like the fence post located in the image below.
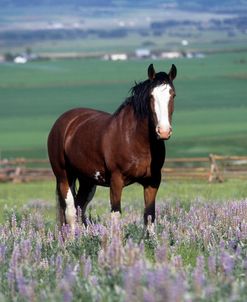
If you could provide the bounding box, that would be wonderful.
[208,154,224,183]
[12,166,23,183]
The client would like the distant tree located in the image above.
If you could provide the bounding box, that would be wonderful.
[4,52,14,62]
[25,47,32,56]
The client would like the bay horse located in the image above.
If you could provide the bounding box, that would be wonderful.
[47,63,177,231]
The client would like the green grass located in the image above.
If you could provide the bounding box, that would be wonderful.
[0,51,247,158]
[169,107,247,157]
[1,178,246,224]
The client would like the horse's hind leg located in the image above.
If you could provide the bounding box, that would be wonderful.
[75,180,96,225]
[56,177,76,232]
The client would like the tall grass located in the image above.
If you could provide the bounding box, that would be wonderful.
[0,179,247,300]
[1,195,247,301]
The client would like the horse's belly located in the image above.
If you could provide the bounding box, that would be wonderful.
[66,144,110,184]
[68,153,110,186]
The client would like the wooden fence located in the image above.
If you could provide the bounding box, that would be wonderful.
[0,155,247,183]
[0,158,53,183]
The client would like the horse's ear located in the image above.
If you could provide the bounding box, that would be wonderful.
[148,64,156,80]
[168,64,177,81]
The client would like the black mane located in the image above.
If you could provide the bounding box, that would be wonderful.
[114,72,171,119]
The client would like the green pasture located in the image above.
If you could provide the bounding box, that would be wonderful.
[0,51,247,158]
[0,178,247,225]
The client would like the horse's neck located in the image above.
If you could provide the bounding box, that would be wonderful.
[115,105,153,142]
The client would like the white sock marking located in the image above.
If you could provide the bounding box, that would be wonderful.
[65,188,76,231]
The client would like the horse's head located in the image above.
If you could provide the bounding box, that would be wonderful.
[148,63,177,140]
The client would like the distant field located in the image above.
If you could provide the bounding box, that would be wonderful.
[1,4,247,55]
[0,51,246,158]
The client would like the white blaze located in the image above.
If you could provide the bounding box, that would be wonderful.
[151,84,171,131]
[65,188,76,231]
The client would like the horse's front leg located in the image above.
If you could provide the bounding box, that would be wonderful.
[143,177,161,226]
[110,172,124,213]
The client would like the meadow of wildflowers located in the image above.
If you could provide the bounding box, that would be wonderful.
[1,194,247,302]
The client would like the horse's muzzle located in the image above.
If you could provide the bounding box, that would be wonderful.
[156,126,172,140]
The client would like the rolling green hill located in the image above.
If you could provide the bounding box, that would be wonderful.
[0,51,246,159]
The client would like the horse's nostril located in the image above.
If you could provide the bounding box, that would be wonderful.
[155,126,173,140]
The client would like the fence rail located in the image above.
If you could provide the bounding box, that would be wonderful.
[0,154,247,183]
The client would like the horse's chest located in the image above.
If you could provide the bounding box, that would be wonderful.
[115,145,165,183]
[123,156,152,180]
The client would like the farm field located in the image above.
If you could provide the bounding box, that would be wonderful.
[1,3,247,56]
[0,51,247,159]
[1,179,247,301]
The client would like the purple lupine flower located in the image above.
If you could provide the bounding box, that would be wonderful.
[220,240,225,250]
[59,264,78,302]
[97,223,108,238]
[90,275,98,287]
[60,279,73,302]
[0,244,7,263]
[220,251,235,275]
[61,224,71,241]
[63,264,77,286]
[16,268,35,300]
[98,249,106,269]
[83,257,92,278]
[20,239,32,258]
[63,291,73,302]
[193,256,205,296]
[156,244,167,263]
[7,244,20,291]
[208,255,217,276]
[47,229,54,244]
[143,266,172,302]
[16,268,26,295]
[124,239,143,267]
[170,274,186,302]
[58,231,65,248]
[172,255,183,270]
[34,242,42,263]
[56,254,63,278]
[108,233,123,270]
[143,289,156,302]
[124,260,145,301]
[20,219,27,233]
[33,213,45,231]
